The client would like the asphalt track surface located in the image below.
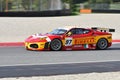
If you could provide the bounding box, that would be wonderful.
[0,43,120,78]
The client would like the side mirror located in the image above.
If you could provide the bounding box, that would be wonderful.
[66,32,72,36]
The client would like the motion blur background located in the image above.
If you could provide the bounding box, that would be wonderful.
[0,0,120,16]
[0,0,119,41]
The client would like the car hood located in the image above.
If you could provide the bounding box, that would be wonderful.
[25,33,62,42]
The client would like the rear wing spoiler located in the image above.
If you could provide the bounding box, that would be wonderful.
[91,27,115,32]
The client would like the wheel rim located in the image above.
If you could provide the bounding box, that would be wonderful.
[51,39,61,51]
[98,39,108,49]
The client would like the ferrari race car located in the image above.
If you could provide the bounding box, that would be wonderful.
[25,26,115,51]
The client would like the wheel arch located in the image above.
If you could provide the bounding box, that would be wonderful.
[97,37,109,43]
[50,38,63,45]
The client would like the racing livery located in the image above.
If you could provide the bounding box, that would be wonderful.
[25,27,115,51]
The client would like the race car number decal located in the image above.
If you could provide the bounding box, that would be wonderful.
[65,37,73,46]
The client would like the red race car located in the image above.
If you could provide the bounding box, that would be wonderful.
[25,26,115,51]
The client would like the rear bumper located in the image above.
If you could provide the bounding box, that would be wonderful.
[108,42,112,47]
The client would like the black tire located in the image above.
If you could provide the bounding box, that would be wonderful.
[50,39,62,51]
[96,38,108,50]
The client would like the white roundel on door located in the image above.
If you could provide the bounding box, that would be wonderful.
[65,37,73,46]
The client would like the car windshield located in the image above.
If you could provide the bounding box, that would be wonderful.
[48,29,67,35]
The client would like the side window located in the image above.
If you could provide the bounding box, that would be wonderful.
[76,29,83,34]
[83,29,90,34]
[69,28,76,35]
[67,28,90,35]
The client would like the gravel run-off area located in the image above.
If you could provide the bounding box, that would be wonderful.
[0,71,120,80]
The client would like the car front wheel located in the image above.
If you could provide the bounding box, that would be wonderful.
[50,39,62,51]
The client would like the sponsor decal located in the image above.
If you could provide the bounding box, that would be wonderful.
[32,34,47,38]
[46,37,51,42]
[75,38,95,44]
[93,44,96,46]
[84,44,89,48]
[74,45,82,48]
[66,48,72,50]
[32,34,51,42]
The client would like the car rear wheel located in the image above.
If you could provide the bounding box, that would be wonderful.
[50,39,62,51]
[96,38,108,50]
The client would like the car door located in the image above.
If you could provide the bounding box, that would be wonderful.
[64,28,76,50]
[72,28,94,50]
[64,28,86,50]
